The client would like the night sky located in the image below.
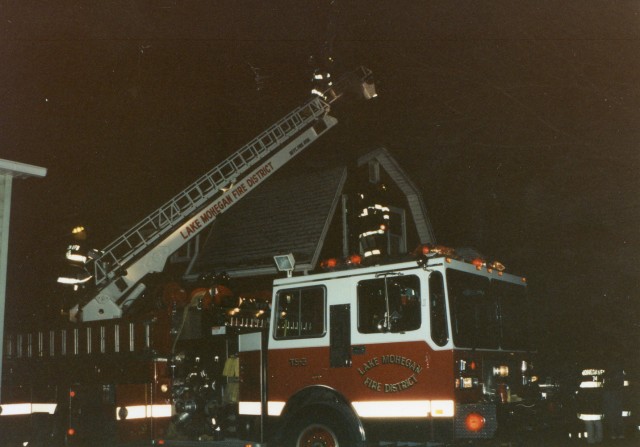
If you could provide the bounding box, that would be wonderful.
[2,1,639,371]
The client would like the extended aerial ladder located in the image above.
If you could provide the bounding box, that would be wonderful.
[73,66,376,322]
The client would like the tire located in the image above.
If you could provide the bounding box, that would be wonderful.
[284,408,360,447]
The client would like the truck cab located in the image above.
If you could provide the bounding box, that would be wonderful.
[238,247,538,445]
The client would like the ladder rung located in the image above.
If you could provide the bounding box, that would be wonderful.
[93,96,328,286]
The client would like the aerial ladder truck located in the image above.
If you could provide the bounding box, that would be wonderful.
[2,65,547,447]
[1,67,376,446]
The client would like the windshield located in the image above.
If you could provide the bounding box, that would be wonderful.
[447,269,530,350]
[493,280,530,349]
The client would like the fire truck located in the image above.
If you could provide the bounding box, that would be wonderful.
[1,66,542,446]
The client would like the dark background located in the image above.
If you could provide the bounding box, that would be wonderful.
[2,1,639,373]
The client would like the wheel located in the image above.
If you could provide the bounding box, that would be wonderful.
[297,422,340,447]
[284,408,360,447]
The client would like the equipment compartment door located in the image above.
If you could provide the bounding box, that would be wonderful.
[330,304,351,368]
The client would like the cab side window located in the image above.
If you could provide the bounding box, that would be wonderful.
[357,275,421,333]
[274,287,325,339]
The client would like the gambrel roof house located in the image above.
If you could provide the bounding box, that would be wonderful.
[180,147,435,280]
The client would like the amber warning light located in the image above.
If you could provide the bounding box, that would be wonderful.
[465,412,486,432]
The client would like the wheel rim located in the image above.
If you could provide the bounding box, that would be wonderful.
[297,423,339,447]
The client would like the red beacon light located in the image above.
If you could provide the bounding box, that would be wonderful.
[416,244,457,268]
[419,245,431,256]
[416,244,456,257]
[321,254,364,270]
[320,258,338,269]
[432,245,456,256]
